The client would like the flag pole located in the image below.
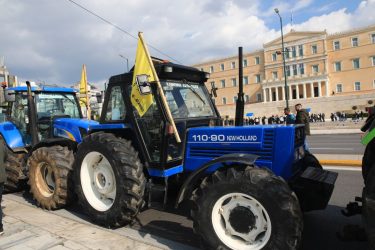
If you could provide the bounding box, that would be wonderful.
[138,32,181,143]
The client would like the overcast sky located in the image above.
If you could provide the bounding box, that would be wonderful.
[0,0,374,89]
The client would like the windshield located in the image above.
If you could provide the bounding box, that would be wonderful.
[35,92,81,118]
[161,80,215,119]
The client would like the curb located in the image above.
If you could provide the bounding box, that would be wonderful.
[319,159,362,167]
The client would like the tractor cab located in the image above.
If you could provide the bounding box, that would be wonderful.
[3,85,82,147]
[100,60,221,170]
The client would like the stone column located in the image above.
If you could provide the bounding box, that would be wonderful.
[263,88,267,102]
[296,84,299,99]
[325,80,329,97]
[310,82,314,98]
[288,85,292,100]
[303,83,307,99]
[275,87,279,101]
[282,86,285,101]
[318,81,322,97]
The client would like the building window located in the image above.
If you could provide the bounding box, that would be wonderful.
[285,65,291,77]
[351,37,359,47]
[336,84,343,93]
[222,97,227,105]
[272,71,278,79]
[372,56,375,66]
[243,76,249,85]
[353,58,360,69]
[272,53,277,62]
[311,45,318,54]
[292,65,298,75]
[334,61,342,72]
[231,61,236,69]
[255,74,261,83]
[200,68,204,71]
[312,65,319,73]
[245,95,250,103]
[233,96,238,103]
[354,82,361,91]
[255,56,260,65]
[256,93,262,102]
[334,41,340,50]
[299,63,305,75]
[209,66,214,73]
[243,59,248,67]
[298,45,303,56]
[210,81,215,88]
[220,79,226,88]
[220,63,225,71]
[292,46,297,57]
[372,34,375,44]
[231,78,237,87]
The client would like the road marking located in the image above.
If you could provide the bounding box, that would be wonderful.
[323,166,361,171]
[310,147,354,150]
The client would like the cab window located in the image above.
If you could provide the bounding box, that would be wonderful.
[105,86,126,121]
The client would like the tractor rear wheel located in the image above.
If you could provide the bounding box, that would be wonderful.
[74,132,145,228]
[0,139,26,192]
[363,166,375,248]
[28,146,74,210]
[191,166,303,250]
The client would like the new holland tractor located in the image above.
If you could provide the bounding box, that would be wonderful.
[70,59,338,250]
[0,82,98,209]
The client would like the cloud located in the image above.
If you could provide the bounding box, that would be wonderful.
[0,0,374,87]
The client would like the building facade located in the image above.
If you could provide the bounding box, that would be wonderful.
[194,25,375,117]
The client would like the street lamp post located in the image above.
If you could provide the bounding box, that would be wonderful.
[274,8,289,109]
[119,54,129,72]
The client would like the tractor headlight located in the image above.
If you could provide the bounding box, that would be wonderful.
[299,146,305,159]
[294,146,305,161]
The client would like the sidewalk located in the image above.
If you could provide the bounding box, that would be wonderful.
[0,194,195,250]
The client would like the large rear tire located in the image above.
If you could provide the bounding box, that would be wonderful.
[0,139,26,192]
[191,166,303,250]
[74,132,146,228]
[28,146,74,210]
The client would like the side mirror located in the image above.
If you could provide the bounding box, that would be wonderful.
[210,82,218,98]
[136,74,151,95]
[4,89,15,102]
[96,92,102,104]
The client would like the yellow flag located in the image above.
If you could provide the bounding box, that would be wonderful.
[130,35,155,117]
[79,64,90,118]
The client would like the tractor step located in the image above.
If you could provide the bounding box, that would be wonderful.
[146,179,168,209]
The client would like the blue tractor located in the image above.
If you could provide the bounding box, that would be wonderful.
[70,59,338,249]
[0,82,101,209]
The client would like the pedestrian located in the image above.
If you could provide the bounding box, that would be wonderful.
[284,107,295,125]
[295,103,310,150]
[0,140,5,236]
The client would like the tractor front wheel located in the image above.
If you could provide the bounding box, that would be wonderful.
[191,166,303,250]
[28,146,74,210]
[74,132,145,227]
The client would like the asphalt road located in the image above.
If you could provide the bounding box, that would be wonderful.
[131,168,368,250]
[309,133,365,155]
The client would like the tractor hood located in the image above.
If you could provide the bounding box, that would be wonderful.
[53,118,126,143]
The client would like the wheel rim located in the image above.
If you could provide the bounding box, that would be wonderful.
[35,162,55,197]
[211,192,272,250]
[80,151,116,212]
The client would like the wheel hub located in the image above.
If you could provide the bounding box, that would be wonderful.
[229,206,256,234]
[93,166,114,195]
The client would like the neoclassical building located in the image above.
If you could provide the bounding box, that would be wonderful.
[194,24,375,117]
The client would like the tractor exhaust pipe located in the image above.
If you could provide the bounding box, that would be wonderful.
[26,81,39,146]
[235,47,244,126]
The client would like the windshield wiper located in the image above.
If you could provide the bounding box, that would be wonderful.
[185,81,205,104]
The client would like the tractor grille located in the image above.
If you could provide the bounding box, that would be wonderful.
[188,129,274,161]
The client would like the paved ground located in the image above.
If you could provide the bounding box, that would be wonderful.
[309,134,365,155]
[0,167,369,250]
